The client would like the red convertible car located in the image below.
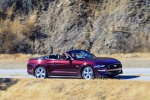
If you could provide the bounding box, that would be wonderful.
[27,50,123,79]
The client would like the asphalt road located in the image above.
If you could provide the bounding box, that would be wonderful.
[0,68,150,81]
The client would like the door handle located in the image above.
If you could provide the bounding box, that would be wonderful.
[47,62,56,64]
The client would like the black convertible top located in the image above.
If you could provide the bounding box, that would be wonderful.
[40,54,60,59]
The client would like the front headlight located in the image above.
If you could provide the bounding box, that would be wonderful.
[94,65,106,68]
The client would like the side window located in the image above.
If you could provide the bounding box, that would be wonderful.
[71,52,76,58]
[76,52,83,59]
[49,55,60,59]
[49,55,56,59]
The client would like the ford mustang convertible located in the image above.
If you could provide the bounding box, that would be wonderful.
[27,50,123,79]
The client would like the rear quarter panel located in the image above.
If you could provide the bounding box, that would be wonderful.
[27,59,52,75]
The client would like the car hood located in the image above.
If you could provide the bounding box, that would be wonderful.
[79,57,121,64]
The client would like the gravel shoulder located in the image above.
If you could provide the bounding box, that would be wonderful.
[121,59,150,68]
[0,62,27,69]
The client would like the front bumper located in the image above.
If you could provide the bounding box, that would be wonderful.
[96,68,123,77]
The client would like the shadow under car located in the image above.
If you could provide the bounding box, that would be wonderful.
[113,75,140,80]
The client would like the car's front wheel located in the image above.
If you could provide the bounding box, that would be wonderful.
[82,66,94,80]
[35,66,48,78]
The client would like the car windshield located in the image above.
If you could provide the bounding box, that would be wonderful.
[68,50,96,60]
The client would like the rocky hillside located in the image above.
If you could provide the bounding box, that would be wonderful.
[1,0,150,54]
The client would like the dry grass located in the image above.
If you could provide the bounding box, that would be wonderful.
[0,6,38,53]
[0,53,150,69]
[25,10,38,35]
[95,52,150,60]
[27,11,38,27]
[0,79,150,100]
[0,6,24,35]
[0,53,150,63]
[0,7,37,35]
[0,54,40,63]
[0,19,25,37]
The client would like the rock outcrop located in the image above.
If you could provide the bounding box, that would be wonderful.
[1,0,150,54]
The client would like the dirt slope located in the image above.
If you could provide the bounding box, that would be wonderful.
[0,79,150,100]
[35,0,150,54]
[1,0,150,54]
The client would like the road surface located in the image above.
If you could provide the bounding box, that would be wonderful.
[0,68,150,81]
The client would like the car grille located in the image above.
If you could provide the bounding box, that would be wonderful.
[107,64,122,69]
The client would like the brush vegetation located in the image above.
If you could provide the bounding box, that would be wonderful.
[0,0,40,54]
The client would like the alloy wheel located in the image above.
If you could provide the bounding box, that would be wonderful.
[35,66,47,78]
[82,67,94,80]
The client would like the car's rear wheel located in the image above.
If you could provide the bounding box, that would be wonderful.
[35,66,47,78]
[82,66,94,80]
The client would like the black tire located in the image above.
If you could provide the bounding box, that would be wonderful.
[82,66,94,80]
[35,66,48,78]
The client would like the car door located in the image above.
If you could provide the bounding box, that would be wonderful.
[47,59,79,76]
